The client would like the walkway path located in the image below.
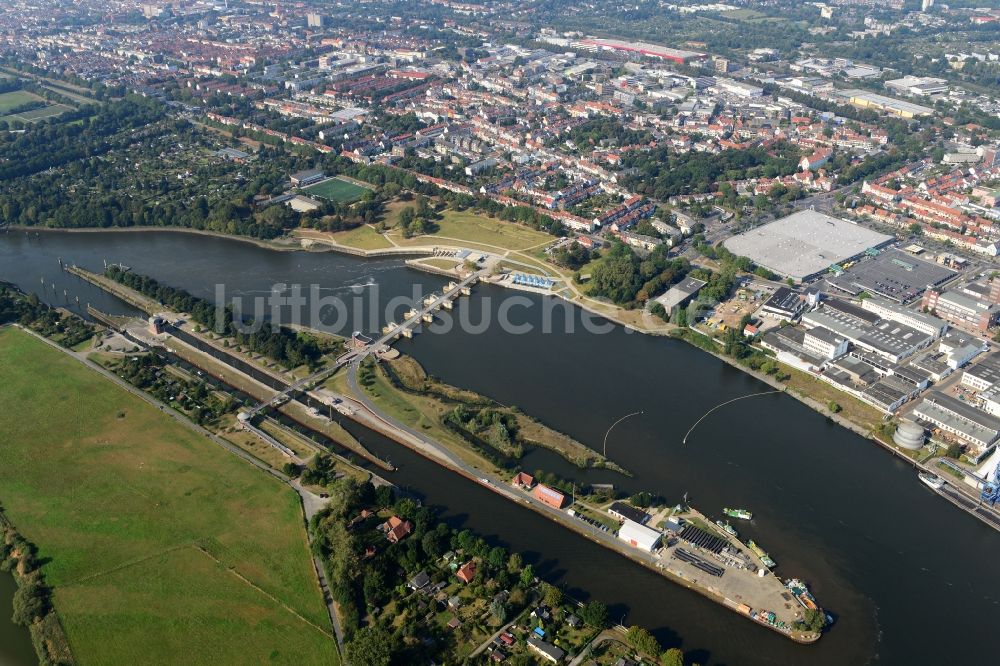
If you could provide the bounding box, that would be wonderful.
[567,628,626,666]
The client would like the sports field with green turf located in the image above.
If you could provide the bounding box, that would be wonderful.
[0,326,338,665]
[0,90,44,113]
[302,177,370,203]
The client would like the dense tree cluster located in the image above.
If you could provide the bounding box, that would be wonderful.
[588,242,690,307]
[0,96,164,182]
[445,405,524,459]
[551,242,592,270]
[622,144,800,200]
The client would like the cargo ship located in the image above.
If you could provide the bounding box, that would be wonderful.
[918,471,944,490]
[715,520,738,538]
[723,507,753,520]
[786,578,818,611]
[748,540,776,568]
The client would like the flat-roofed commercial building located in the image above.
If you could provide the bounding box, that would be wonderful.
[803,326,849,359]
[961,353,1000,392]
[655,277,707,313]
[912,392,1000,449]
[838,89,934,118]
[759,287,807,320]
[574,37,705,64]
[922,289,1000,334]
[802,299,934,363]
[861,297,948,338]
[828,250,957,304]
[723,210,893,282]
[884,76,948,97]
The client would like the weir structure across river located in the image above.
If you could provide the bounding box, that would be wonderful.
[239,271,481,420]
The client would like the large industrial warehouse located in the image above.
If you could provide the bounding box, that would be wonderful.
[723,210,894,282]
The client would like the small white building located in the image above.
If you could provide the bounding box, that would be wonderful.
[617,519,661,552]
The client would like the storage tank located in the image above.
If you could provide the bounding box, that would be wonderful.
[893,420,925,450]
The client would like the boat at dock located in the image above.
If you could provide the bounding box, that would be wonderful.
[786,578,818,611]
[918,472,945,490]
[748,540,776,568]
[724,507,753,520]
[715,519,739,538]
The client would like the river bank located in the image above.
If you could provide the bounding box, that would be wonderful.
[6,228,1000,666]
[399,256,979,492]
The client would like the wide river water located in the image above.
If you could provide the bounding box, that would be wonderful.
[1,229,997,666]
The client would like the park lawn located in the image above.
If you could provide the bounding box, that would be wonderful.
[392,209,554,252]
[0,89,44,113]
[0,327,338,666]
[303,177,370,203]
[328,224,393,250]
[378,198,413,228]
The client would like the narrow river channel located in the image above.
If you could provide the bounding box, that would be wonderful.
[0,571,35,666]
[2,229,998,666]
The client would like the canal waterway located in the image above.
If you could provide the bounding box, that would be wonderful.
[0,570,35,666]
[2,229,998,666]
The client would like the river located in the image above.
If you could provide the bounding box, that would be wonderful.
[2,229,997,666]
[0,570,35,666]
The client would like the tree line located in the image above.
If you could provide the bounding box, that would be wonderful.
[1,511,75,665]
[105,267,322,369]
[0,285,94,348]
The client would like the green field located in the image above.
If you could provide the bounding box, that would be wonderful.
[8,103,73,122]
[302,177,370,203]
[0,327,338,665]
[0,90,43,113]
[390,209,555,251]
[327,224,393,249]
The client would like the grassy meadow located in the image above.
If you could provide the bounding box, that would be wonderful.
[0,327,338,665]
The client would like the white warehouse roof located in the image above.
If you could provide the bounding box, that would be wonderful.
[618,519,661,552]
[723,210,893,280]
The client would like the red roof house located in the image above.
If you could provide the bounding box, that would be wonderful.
[456,560,477,584]
[511,472,535,489]
[382,515,413,544]
[532,484,566,509]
